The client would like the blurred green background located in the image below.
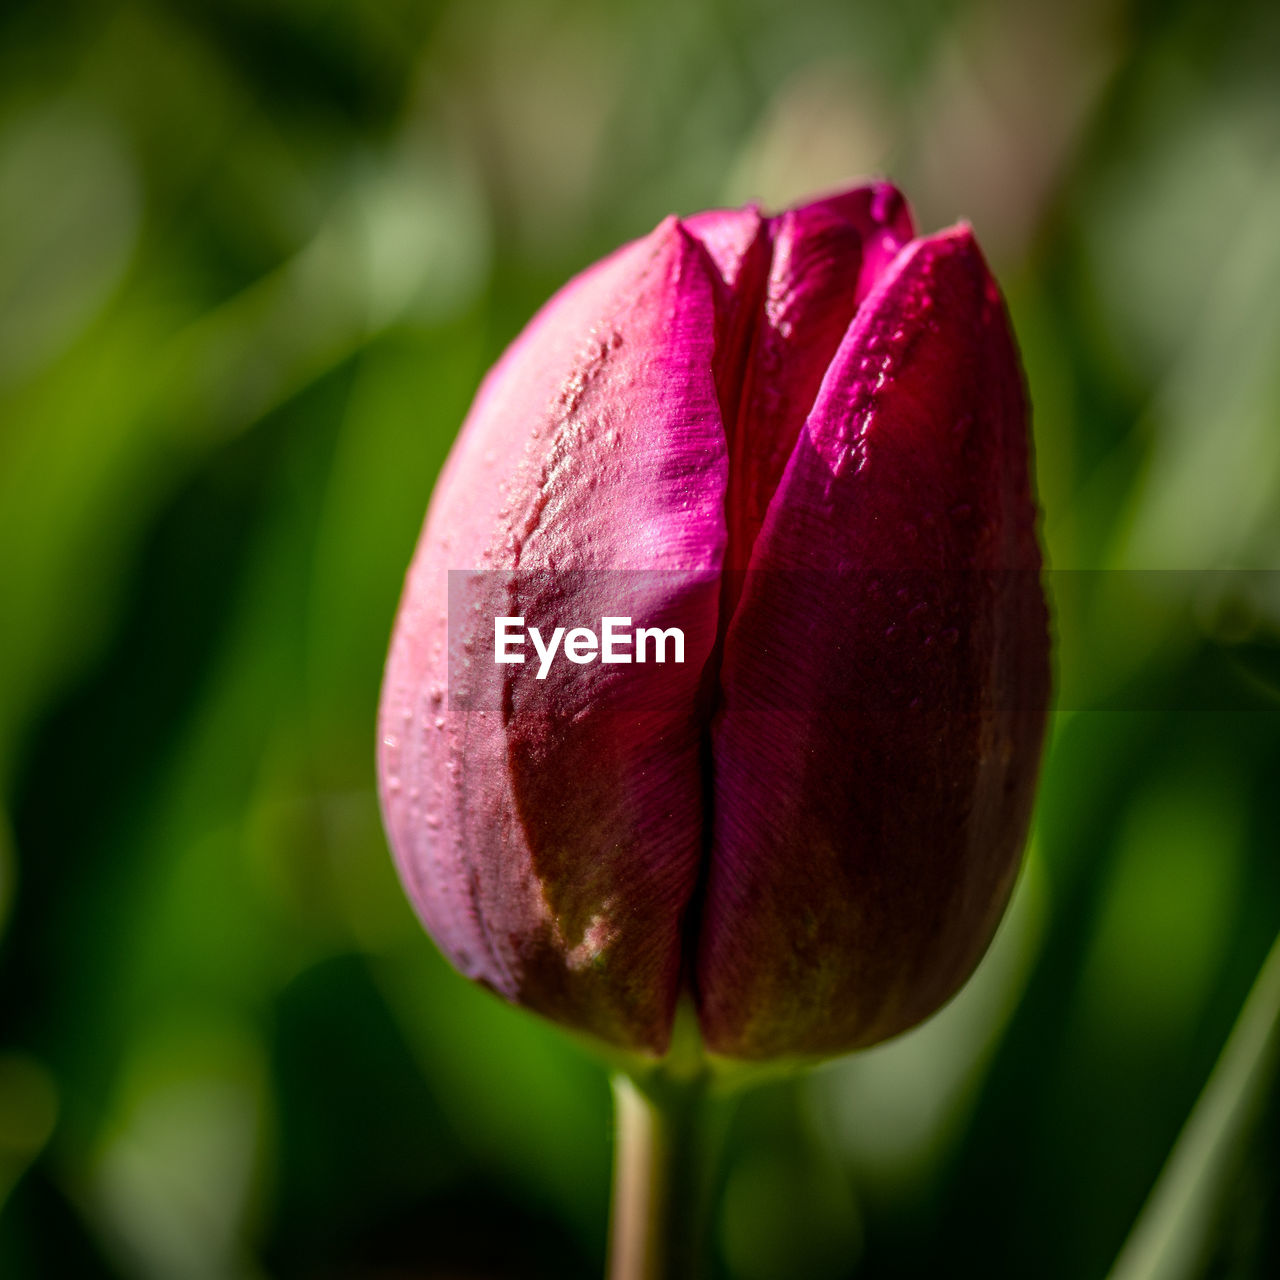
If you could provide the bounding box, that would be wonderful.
[2,0,1279,1276]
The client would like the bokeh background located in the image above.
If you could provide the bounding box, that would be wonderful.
[2,0,1280,1276]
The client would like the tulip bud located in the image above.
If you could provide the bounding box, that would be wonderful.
[378,182,1050,1062]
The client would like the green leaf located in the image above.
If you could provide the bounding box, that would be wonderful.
[1108,930,1280,1280]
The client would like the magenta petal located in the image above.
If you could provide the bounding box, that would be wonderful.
[379,218,728,1051]
[723,184,916,574]
[682,205,767,294]
[698,226,1050,1059]
[797,181,916,302]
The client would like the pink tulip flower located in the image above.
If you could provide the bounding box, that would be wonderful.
[378,182,1050,1062]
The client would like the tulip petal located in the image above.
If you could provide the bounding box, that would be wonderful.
[682,205,768,294]
[698,226,1050,1059]
[723,183,916,575]
[380,218,728,1051]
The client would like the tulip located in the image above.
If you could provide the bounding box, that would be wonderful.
[378,181,1050,1066]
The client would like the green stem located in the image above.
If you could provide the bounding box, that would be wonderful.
[607,1070,727,1280]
